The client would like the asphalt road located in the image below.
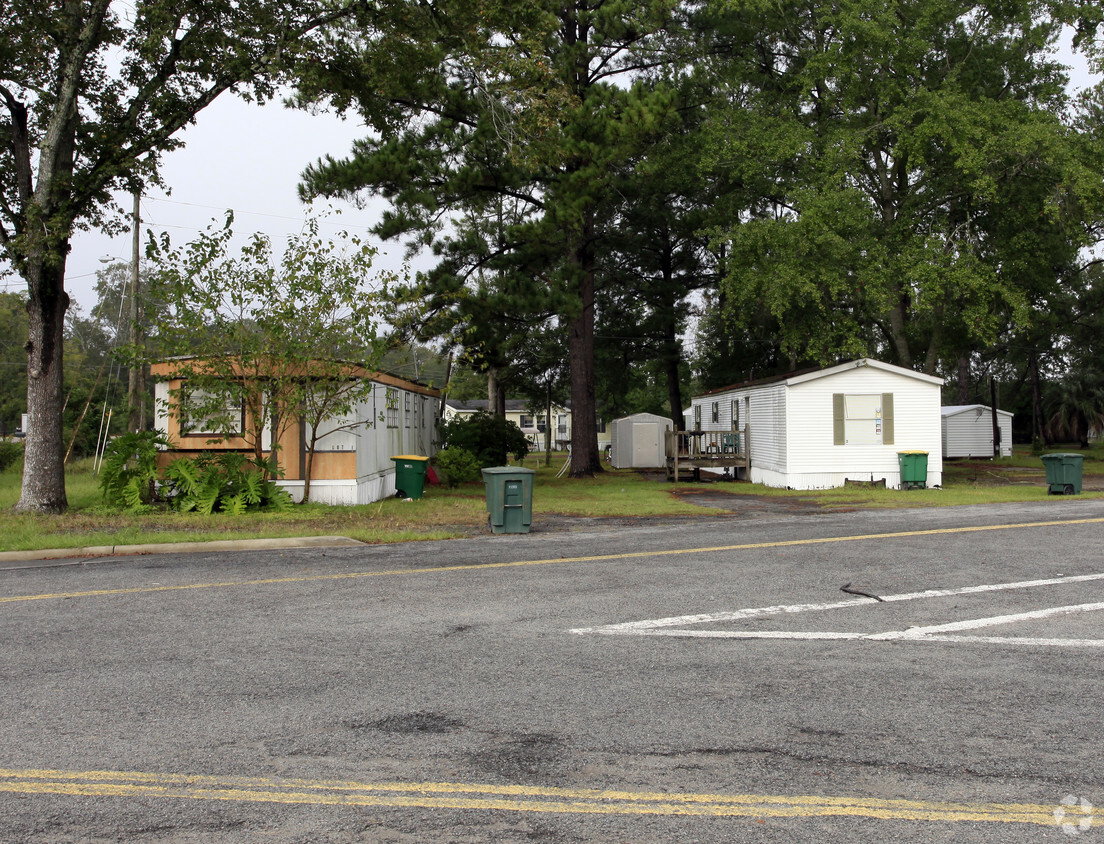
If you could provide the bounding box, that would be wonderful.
[2,499,1104,843]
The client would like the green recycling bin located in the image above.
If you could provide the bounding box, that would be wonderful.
[392,455,429,499]
[481,466,535,534]
[1041,452,1083,495]
[897,451,928,490]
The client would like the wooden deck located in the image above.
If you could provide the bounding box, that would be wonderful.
[665,429,750,481]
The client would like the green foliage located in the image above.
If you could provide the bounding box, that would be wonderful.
[162,452,292,514]
[0,293,28,436]
[703,0,1095,373]
[0,441,23,473]
[1044,370,1104,447]
[99,431,172,510]
[98,431,291,513]
[433,447,483,486]
[4,0,364,513]
[438,412,530,467]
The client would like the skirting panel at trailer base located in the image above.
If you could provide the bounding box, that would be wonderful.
[278,479,358,505]
[277,470,399,505]
[751,467,942,490]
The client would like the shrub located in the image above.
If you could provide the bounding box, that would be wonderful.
[438,412,530,467]
[162,452,291,514]
[98,431,171,509]
[0,440,23,473]
[433,447,482,487]
[99,431,291,512]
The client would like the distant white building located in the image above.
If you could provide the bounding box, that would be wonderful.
[688,358,944,490]
[444,399,571,450]
[941,405,1013,458]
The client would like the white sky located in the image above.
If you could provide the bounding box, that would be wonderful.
[60,94,416,312]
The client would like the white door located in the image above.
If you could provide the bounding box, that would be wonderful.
[632,423,660,467]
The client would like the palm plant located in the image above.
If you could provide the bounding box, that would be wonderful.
[1044,370,1104,448]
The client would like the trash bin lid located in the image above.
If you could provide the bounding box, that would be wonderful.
[391,454,429,461]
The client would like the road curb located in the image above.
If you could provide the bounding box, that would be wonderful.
[0,536,366,569]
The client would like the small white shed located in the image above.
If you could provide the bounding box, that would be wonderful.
[610,412,673,469]
[689,358,944,490]
[941,405,1013,458]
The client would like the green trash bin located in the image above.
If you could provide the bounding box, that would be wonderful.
[898,451,928,490]
[392,455,429,499]
[1041,453,1083,495]
[481,467,535,534]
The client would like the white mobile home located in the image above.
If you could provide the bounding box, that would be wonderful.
[610,413,673,469]
[941,405,1013,458]
[689,359,943,490]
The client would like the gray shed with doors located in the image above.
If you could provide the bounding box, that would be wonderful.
[610,412,673,469]
[941,405,1013,458]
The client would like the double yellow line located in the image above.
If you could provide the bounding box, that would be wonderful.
[0,767,1084,826]
[2,516,1103,605]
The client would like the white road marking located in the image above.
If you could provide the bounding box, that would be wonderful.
[570,573,1104,647]
[868,601,1104,639]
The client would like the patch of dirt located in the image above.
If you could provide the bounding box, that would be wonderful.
[668,487,839,518]
[945,459,1104,491]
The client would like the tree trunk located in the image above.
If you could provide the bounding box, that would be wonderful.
[662,311,684,431]
[568,237,602,477]
[956,356,970,404]
[486,367,506,417]
[544,385,553,467]
[16,259,70,513]
[1030,350,1045,446]
[303,431,316,504]
[885,280,911,367]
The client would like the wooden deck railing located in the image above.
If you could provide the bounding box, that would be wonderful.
[665,428,750,481]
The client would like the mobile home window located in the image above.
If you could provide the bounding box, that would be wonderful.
[731,400,739,429]
[180,386,244,437]
[693,404,701,429]
[833,393,895,445]
[711,402,719,423]
[386,388,399,428]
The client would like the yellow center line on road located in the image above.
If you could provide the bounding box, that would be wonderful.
[0,767,1082,825]
[2,517,1103,605]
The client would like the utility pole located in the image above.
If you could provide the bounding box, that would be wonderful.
[127,189,144,432]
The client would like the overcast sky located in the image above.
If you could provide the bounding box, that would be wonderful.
[60,94,412,313]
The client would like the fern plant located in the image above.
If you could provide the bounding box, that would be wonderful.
[162,451,290,513]
[99,431,172,510]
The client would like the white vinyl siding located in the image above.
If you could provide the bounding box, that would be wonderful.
[689,359,942,490]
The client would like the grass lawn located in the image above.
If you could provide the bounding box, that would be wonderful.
[1,445,1101,553]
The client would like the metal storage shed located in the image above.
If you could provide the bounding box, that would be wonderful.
[941,405,1013,458]
[610,413,673,469]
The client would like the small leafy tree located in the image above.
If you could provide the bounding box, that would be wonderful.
[147,211,394,496]
[438,412,529,467]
